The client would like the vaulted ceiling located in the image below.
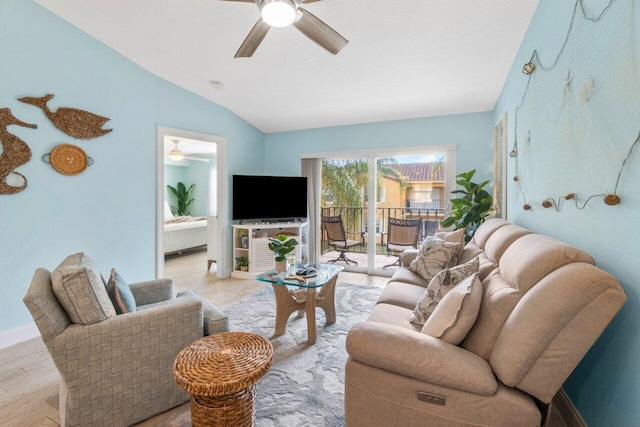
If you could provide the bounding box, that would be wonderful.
[35,0,539,133]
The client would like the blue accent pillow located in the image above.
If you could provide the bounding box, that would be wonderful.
[106,268,137,314]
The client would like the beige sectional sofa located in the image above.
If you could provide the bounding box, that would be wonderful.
[345,219,626,426]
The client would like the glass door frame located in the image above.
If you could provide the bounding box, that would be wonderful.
[307,144,457,277]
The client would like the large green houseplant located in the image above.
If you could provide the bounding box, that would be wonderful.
[167,182,195,216]
[440,169,493,244]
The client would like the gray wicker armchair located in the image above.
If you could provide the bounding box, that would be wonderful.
[23,253,228,427]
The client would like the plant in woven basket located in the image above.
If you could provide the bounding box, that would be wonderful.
[236,256,249,271]
[440,169,493,244]
[167,182,195,216]
[267,234,299,262]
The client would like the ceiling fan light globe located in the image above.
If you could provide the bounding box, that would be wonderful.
[261,0,296,27]
[168,139,184,161]
[168,150,184,161]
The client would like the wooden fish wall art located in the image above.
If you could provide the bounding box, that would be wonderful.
[0,108,37,195]
[18,94,112,140]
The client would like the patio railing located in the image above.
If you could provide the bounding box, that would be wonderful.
[320,206,446,255]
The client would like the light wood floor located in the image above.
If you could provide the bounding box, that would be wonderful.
[0,249,389,427]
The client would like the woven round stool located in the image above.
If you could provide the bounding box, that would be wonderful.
[173,332,273,427]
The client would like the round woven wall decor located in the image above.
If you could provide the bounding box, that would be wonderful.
[48,144,90,175]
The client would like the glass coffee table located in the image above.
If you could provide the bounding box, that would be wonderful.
[257,262,343,344]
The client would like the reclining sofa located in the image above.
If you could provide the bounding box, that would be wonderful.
[345,219,626,426]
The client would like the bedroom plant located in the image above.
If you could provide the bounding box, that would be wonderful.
[167,181,195,216]
[440,169,493,244]
[268,234,299,272]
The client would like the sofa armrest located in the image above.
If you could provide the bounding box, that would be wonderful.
[129,278,173,306]
[177,291,229,335]
[400,249,419,267]
[346,322,497,396]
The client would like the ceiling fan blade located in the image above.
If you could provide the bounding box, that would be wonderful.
[301,0,324,3]
[218,0,254,2]
[293,8,348,55]
[235,19,270,58]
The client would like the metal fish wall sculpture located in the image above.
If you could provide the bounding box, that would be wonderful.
[0,108,37,195]
[18,94,112,139]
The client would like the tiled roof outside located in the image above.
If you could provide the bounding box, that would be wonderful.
[399,162,445,182]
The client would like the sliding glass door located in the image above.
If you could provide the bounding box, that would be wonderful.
[320,157,369,270]
[315,147,456,276]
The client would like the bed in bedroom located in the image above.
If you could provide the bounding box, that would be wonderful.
[164,201,208,254]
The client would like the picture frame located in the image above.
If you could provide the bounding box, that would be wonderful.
[492,113,508,219]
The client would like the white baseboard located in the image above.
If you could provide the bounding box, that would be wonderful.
[0,322,40,350]
[554,388,587,427]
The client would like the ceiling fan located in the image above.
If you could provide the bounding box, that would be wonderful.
[220,0,348,58]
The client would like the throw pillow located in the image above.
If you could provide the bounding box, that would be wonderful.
[421,273,482,345]
[106,268,137,314]
[408,237,459,282]
[435,228,466,264]
[51,253,116,325]
[410,256,480,325]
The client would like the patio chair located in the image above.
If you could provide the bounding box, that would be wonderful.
[322,215,364,265]
[382,217,422,269]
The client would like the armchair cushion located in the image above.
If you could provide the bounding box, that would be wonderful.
[408,238,459,282]
[129,278,174,306]
[421,273,482,345]
[51,253,116,325]
[410,256,479,325]
[106,268,136,314]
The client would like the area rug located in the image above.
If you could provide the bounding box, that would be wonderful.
[227,282,382,427]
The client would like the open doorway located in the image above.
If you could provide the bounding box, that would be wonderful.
[156,126,228,279]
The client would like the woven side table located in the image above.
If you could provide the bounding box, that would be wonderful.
[173,332,273,427]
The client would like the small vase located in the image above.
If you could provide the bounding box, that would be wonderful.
[275,260,287,273]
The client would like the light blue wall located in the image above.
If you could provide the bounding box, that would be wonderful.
[183,160,211,217]
[494,0,639,425]
[264,112,495,179]
[0,0,265,332]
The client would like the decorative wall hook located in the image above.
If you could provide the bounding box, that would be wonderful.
[522,61,536,75]
[604,194,620,205]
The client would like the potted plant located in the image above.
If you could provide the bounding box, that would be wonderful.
[268,234,299,272]
[167,181,195,216]
[440,169,493,244]
[236,256,249,272]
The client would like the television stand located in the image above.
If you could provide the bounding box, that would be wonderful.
[231,222,309,278]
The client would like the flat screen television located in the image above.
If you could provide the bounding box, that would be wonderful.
[233,175,308,221]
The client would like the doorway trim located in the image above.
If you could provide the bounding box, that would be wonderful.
[156,126,229,279]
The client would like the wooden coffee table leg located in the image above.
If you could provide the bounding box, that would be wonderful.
[317,275,338,325]
[305,288,317,344]
[272,284,302,336]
